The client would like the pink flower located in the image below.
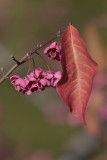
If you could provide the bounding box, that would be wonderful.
[40,78,50,87]
[10,75,20,85]
[10,75,20,81]
[44,71,54,79]
[44,42,61,61]
[24,80,38,95]
[34,68,44,78]
[51,71,62,87]
[44,71,61,87]
[10,76,26,92]
[15,78,26,88]
[10,68,62,95]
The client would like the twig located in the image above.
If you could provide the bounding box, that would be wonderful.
[0,30,64,85]
[10,56,21,65]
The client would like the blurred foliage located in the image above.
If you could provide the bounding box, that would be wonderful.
[0,0,107,159]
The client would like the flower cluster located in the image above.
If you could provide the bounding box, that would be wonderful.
[44,42,61,61]
[10,42,62,95]
[10,68,61,95]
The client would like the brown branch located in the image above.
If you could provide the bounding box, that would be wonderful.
[0,30,64,85]
[10,56,21,65]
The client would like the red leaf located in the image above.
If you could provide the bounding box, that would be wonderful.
[56,24,98,124]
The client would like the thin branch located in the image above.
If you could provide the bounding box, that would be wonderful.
[10,55,21,65]
[0,30,64,85]
[1,67,7,79]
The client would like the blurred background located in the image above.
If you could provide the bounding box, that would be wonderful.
[0,0,107,160]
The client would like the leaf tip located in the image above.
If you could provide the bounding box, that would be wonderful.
[72,112,86,125]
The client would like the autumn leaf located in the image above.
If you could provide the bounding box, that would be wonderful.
[56,24,98,124]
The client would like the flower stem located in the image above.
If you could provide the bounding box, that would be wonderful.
[36,52,51,71]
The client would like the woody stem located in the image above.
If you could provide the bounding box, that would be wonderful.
[0,30,64,85]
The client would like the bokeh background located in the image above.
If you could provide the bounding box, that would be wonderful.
[0,0,107,160]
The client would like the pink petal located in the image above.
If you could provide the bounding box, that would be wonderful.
[30,71,35,77]
[15,85,21,91]
[10,75,20,80]
[26,90,32,95]
[36,88,43,93]
[44,46,51,54]
[45,72,54,79]
[49,42,57,48]
[46,80,51,86]
[11,80,16,85]
[54,71,62,79]
[15,78,26,88]
[34,68,43,78]
[24,77,30,85]
[40,78,47,86]
[44,42,58,54]
[27,75,36,81]
[54,79,60,86]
